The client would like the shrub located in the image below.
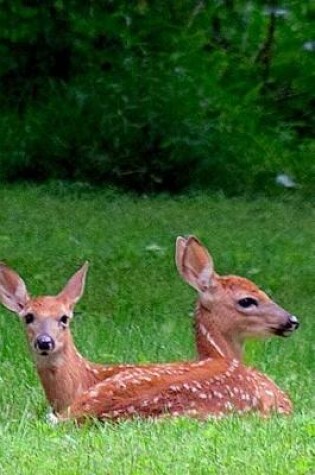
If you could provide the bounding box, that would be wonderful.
[0,1,314,195]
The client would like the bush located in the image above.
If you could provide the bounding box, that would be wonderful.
[0,1,314,195]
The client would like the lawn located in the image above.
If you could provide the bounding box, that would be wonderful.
[0,184,313,475]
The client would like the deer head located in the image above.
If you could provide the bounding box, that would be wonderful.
[0,262,88,365]
[176,236,299,353]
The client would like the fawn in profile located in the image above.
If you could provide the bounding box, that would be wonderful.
[175,236,299,362]
[0,236,299,422]
[53,236,298,422]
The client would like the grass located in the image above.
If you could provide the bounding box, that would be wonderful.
[0,183,314,474]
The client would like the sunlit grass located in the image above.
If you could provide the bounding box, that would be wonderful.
[0,184,313,474]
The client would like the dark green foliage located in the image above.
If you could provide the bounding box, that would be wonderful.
[0,1,314,194]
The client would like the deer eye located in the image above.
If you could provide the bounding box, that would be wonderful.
[238,297,258,308]
[24,313,35,325]
[59,315,69,327]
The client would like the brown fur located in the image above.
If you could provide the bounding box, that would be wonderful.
[57,236,296,422]
[0,236,298,423]
[60,356,292,423]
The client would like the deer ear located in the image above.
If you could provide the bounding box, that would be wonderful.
[58,262,88,308]
[177,236,215,292]
[0,263,29,314]
[175,236,188,279]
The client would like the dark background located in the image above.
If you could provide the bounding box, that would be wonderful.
[0,1,314,195]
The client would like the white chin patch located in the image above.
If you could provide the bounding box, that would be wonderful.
[282,329,293,337]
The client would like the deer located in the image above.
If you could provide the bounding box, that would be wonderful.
[0,258,240,416]
[6,235,295,424]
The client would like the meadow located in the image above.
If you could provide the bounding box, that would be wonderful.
[0,184,313,474]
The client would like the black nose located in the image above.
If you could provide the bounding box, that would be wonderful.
[35,334,55,352]
[275,315,300,337]
[288,315,299,330]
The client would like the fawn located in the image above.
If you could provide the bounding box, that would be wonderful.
[52,236,298,423]
[0,262,139,412]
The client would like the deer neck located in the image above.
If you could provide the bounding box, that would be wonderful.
[35,335,99,412]
[195,303,243,361]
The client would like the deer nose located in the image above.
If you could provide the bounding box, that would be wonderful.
[288,315,299,330]
[35,334,55,352]
[279,315,299,337]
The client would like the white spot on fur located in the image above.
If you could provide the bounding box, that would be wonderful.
[265,389,275,397]
[252,396,258,407]
[185,409,198,416]
[198,393,207,399]
[199,323,225,357]
[88,389,99,398]
[169,385,180,392]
